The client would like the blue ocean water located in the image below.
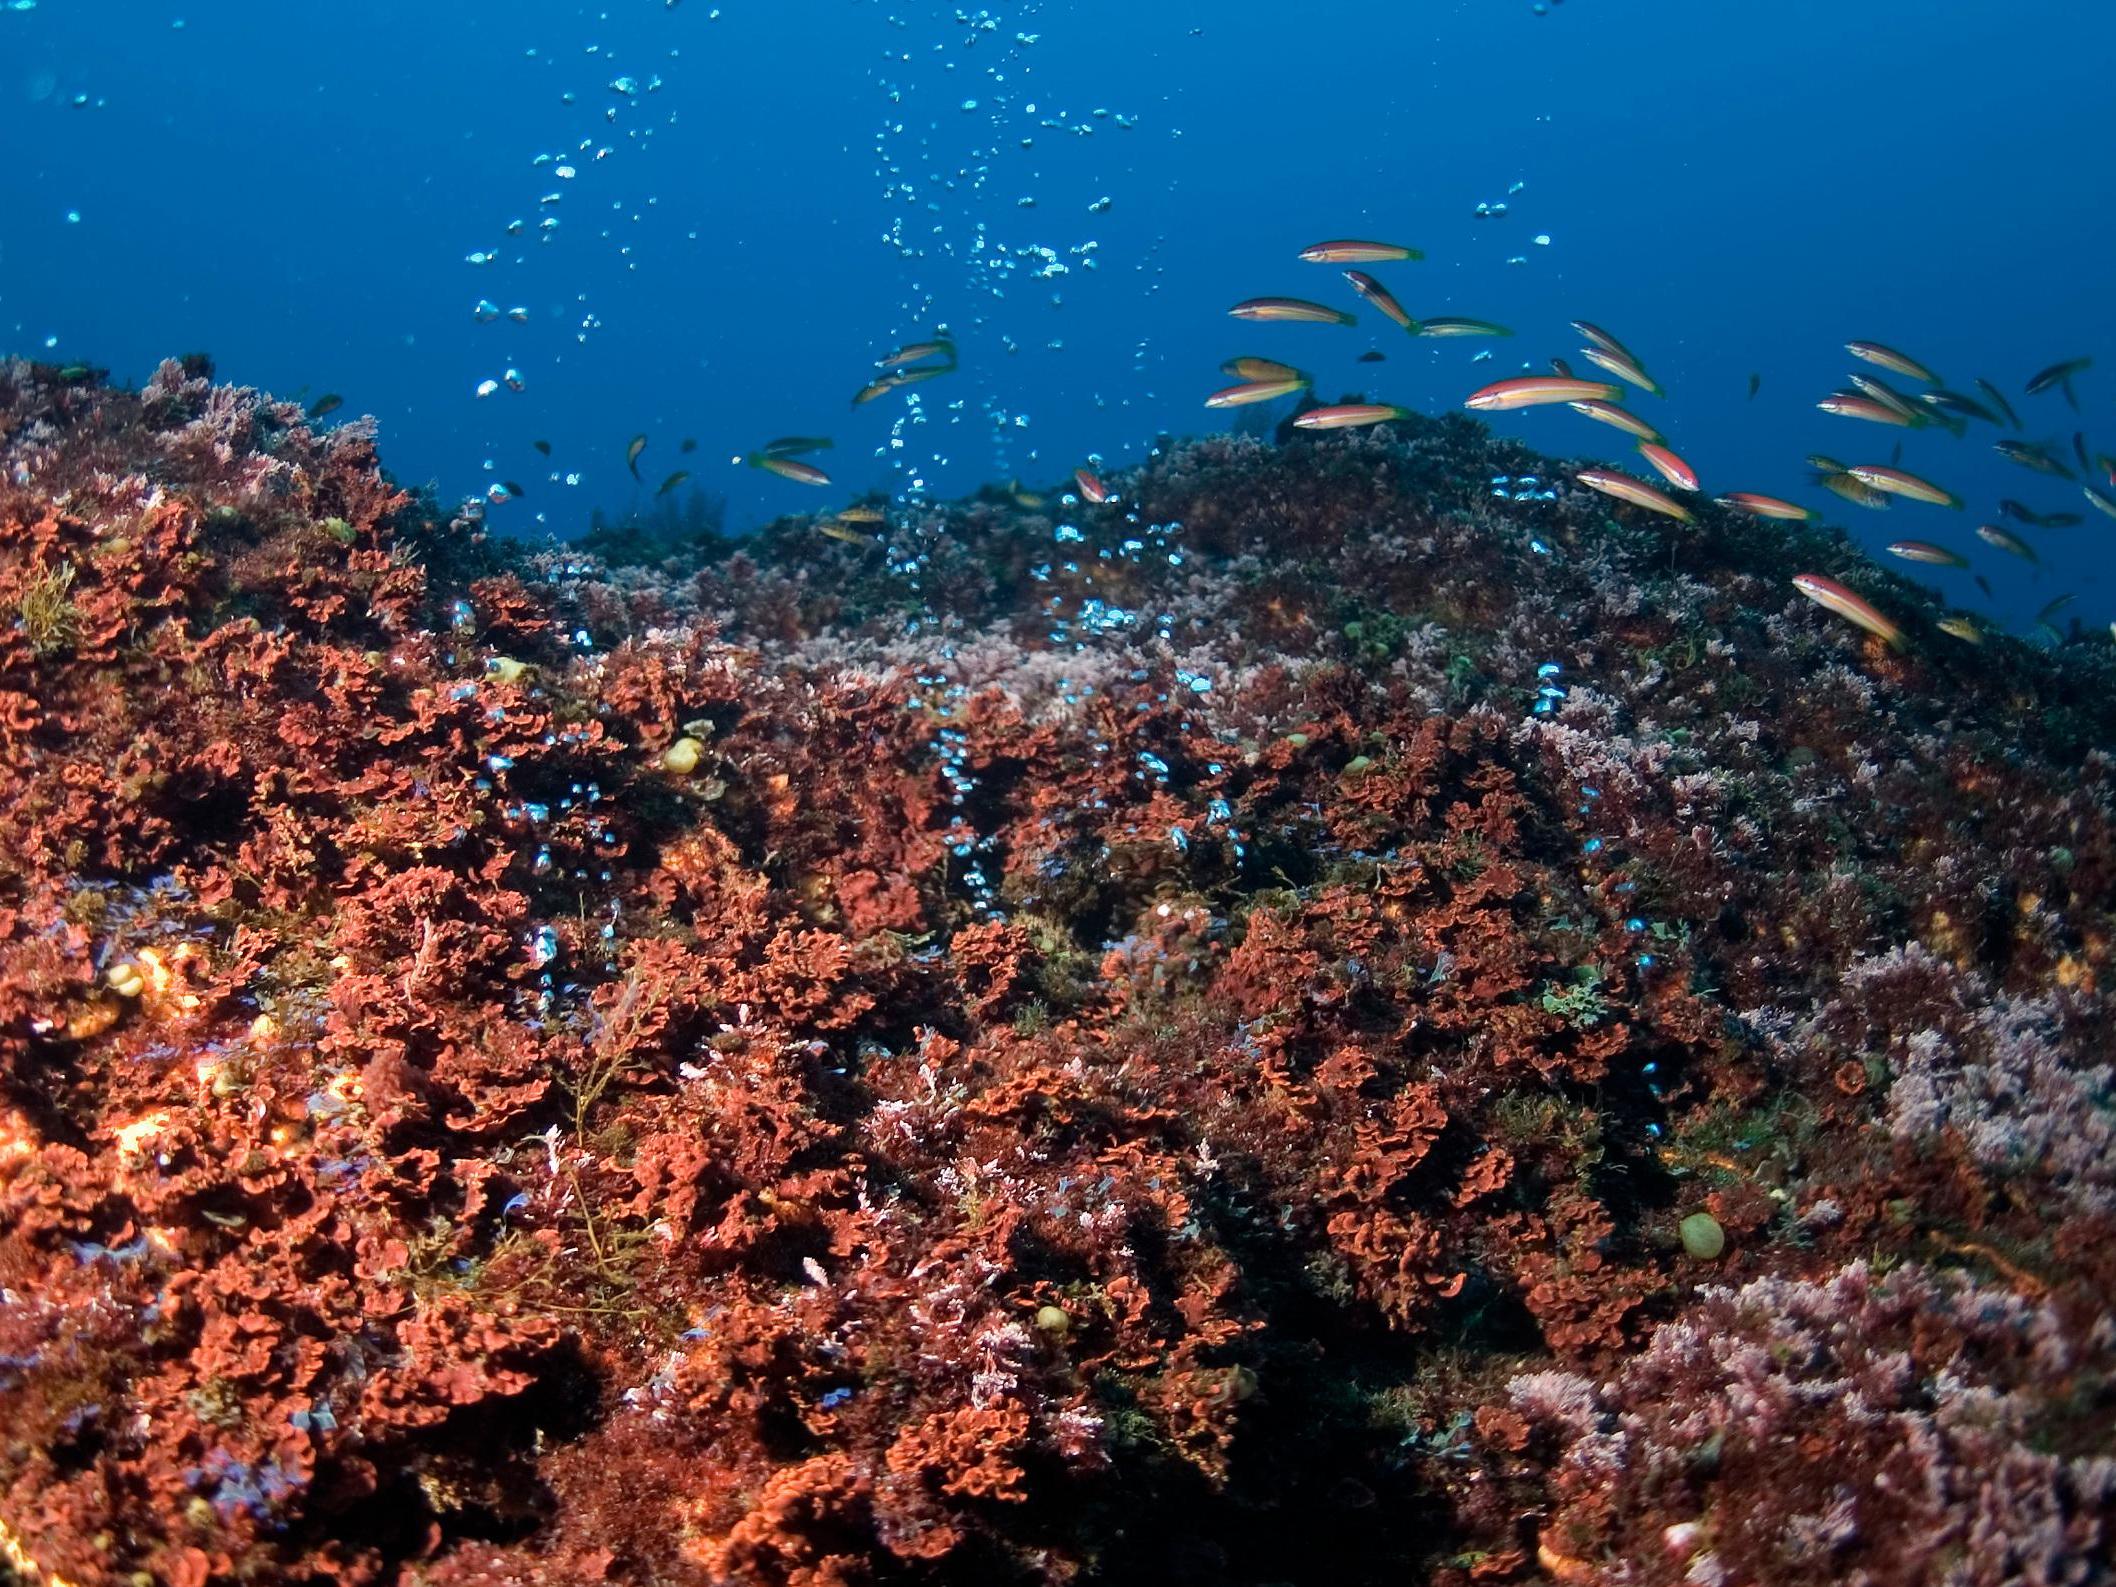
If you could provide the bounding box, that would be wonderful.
[3,0,2110,633]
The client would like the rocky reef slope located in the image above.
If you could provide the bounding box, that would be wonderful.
[2,358,2112,1586]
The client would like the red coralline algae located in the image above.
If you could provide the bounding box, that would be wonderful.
[2,359,2113,1585]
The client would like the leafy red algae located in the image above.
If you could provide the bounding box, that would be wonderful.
[1,357,2112,1586]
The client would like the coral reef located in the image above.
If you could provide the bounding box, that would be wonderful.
[1,357,2112,1585]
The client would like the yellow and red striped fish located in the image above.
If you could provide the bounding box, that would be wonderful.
[1229,297,1355,326]
[1637,442,1698,492]
[1466,376,1622,412]
[1576,468,1694,524]
[1299,240,1422,263]
[1292,404,1411,430]
[1716,492,1816,522]
[1792,573,1905,649]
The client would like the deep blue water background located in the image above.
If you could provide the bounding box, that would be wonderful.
[3,0,2111,632]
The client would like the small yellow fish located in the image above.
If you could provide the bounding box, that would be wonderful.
[835,504,886,524]
[1818,470,1891,509]
[1221,356,1307,382]
[1793,573,1904,650]
[657,469,692,497]
[1576,468,1693,524]
[306,392,344,420]
[818,520,875,545]
[761,435,833,458]
[1936,616,1984,644]
[627,434,648,478]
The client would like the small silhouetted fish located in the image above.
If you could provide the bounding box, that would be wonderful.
[2025,356,2090,409]
[2037,592,2075,626]
[1920,388,2001,427]
[1995,500,2080,528]
[503,480,527,499]
[657,470,691,497]
[761,435,833,458]
[2074,432,2093,475]
[680,437,698,454]
[1221,356,1306,382]
[1976,524,2038,563]
[1975,378,2021,429]
[880,339,956,369]
[1995,439,2074,479]
[1357,350,1387,363]
[2025,357,2091,394]
[532,439,552,457]
[1975,575,1995,600]
[307,393,343,419]
[1748,372,1761,400]
[1551,356,1574,378]
[627,434,648,479]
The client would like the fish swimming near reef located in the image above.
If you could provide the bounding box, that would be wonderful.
[1716,492,1815,522]
[1793,572,1905,649]
[1576,468,1693,523]
[1292,404,1411,430]
[1465,376,1621,411]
